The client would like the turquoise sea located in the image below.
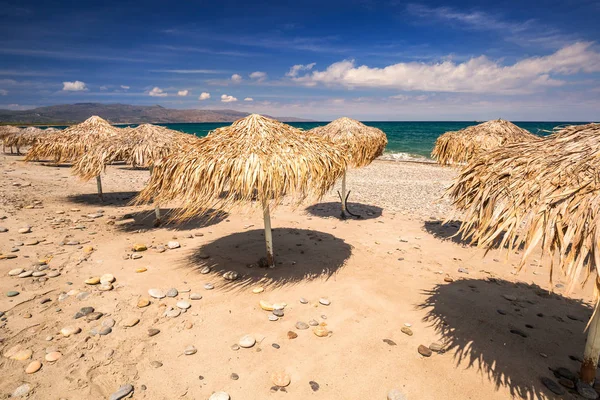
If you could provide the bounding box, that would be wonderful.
[43,121,589,162]
[151,121,587,162]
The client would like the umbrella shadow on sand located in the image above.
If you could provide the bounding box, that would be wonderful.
[66,191,139,206]
[418,277,593,399]
[304,201,383,220]
[423,219,474,246]
[180,228,352,292]
[115,208,228,232]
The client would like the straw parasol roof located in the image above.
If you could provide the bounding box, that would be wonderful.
[72,124,198,181]
[137,114,348,219]
[0,125,21,141]
[25,116,120,163]
[307,117,387,168]
[431,119,538,166]
[448,123,600,292]
[4,126,45,148]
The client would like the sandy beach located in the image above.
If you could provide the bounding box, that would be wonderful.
[0,154,595,399]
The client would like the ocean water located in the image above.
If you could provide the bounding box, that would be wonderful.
[43,121,588,162]
[156,121,584,162]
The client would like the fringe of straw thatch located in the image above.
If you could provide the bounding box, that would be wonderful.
[448,123,600,294]
[0,126,22,148]
[72,124,198,181]
[307,117,387,168]
[4,127,46,148]
[431,119,538,166]
[136,114,348,220]
[25,116,120,163]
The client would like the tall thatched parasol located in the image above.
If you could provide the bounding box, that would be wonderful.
[431,119,538,166]
[26,116,121,199]
[0,125,22,154]
[308,117,387,218]
[446,123,600,383]
[137,114,348,267]
[5,126,46,150]
[73,123,198,222]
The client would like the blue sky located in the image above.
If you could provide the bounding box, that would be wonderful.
[0,0,599,120]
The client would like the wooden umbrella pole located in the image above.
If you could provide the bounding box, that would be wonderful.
[263,200,275,268]
[149,166,161,225]
[96,175,103,201]
[340,171,347,219]
[581,298,600,384]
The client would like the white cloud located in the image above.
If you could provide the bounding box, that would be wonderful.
[121,85,130,90]
[249,71,267,81]
[178,89,189,96]
[149,87,167,97]
[99,85,108,91]
[286,62,316,77]
[198,92,211,100]
[0,89,7,96]
[244,97,254,101]
[292,42,600,94]
[231,74,242,83]
[221,94,238,103]
[62,80,87,91]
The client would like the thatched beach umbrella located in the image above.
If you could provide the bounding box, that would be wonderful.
[0,125,22,153]
[73,123,198,223]
[5,126,45,150]
[447,123,600,383]
[137,114,347,267]
[431,119,538,166]
[26,116,121,199]
[308,117,387,218]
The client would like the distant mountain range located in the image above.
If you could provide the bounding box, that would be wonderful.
[0,103,312,124]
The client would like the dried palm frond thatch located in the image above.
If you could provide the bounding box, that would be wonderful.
[25,116,120,163]
[446,123,600,382]
[5,126,45,148]
[431,119,538,166]
[72,124,197,181]
[0,125,22,153]
[307,117,387,218]
[137,114,348,266]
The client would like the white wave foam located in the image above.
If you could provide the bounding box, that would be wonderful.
[377,151,434,163]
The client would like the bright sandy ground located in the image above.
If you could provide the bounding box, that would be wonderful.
[0,154,595,399]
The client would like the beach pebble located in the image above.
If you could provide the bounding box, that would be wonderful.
[48,271,60,278]
[12,384,31,397]
[60,326,81,337]
[150,361,163,368]
[309,381,320,391]
[148,289,165,299]
[18,227,31,234]
[122,317,140,327]
[576,381,598,399]
[429,342,444,352]
[401,327,413,336]
[273,309,284,317]
[231,344,240,351]
[184,345,197,355]
[541,377,565,395]
[444,277,454,282]
[0,227,7,232]
[260,300,274,311]
[458,268,469,274]
[166,288,178,297]
[208,392,230,400]
[8,268,24,276]
[45,351,62,362]
[204,283,214,290]
[223,271,239,281]
[503,294,518,301]
[135,267,147,273]
[85,277,100,285]
[300,297,308,304]
[165,308,181,318]
[131,254,142,259]
[167,241,180,249]
[287,331,298,339]
[269,315,279,321]
[383,339,397,346]
[190,293,202,300]
[418,345,432,357]
[296,321,309,330]
[11,349,33,360]
[137,298,151,308]
[100,274,115,284]
[6,290,19,297]
[132,244,147,252]
[230,373,239,380]
[271,371,291,387]
[239,334,256,348]
[387,389,407,400]
[103,318,116,328]
[24,239,39,246]
[319,298,331,306]
[177,301,191,309]
[26,360,42,374]
[313,326,329,337]
[252,287,264,294]
[309,319,319,326]
[109,384,134,400]
[272,343,280,349]
[200,266,211,274]
[18,270,33,278]
[148,328,160,337]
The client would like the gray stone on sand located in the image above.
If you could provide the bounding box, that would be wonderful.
[12,383,31,397]
[184,345,197,355]
[148,289,165,299]
[296,321,309,330]
[166,288,178,297]
[208,392,230,400]
[109,384,134,400]
[239,334,256,348]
